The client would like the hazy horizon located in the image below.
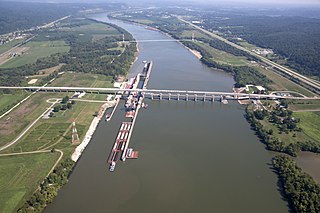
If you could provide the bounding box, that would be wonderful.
[2,0,320,6]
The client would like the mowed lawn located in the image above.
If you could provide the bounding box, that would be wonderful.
[294,112,320,143]
[197,42,249,66]
[0,152,59,213]
[0,91,28,115]
[2,100,102,154]
[51,72,113,88]
[0,93,65,148]
[0,40,69,68]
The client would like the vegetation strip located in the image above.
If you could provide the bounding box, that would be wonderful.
[272,155,320,213]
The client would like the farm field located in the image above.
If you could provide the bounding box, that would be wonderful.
[0,152,59,213]
[294,112,320,143]
[0,40,69,68]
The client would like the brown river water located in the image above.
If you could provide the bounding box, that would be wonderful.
[44,14,290,213]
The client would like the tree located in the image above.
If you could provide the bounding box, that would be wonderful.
[61,104,67,110]
[61,96,69,104]
[67,103,72,109]
[53,105,61,112]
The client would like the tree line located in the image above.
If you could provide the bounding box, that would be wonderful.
[273,155,320,213]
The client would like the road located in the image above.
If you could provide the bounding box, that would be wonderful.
[178,17,320,92]
[0,77,57,120]
[0,99,59,151]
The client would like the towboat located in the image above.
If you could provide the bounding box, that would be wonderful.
[109,162,116,172]
[105,113,111,121]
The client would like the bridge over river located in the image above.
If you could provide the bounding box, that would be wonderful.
[0,86,319,101]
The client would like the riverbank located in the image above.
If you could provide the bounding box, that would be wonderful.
[44,13,288,213]
[71,101,116,162]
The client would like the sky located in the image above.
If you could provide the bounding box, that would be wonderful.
[2,0,320,6]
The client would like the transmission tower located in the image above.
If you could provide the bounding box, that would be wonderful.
[72,121,80,144]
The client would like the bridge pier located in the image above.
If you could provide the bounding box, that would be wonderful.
[159,93,163,100]
[168,93,171,101]
[203,95,206,102]
[151,93,154,100]
[212,95,215,102]
[194,94,197,102]
[177,94,180,101]
[186,94,189,101]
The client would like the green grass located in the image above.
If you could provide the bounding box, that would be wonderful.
[0,39,24,55]
[51,72,113,88]
[180,30,210,40]
[259,118,308,146]
[0,93,65,147]
[0,40,69,68]
[0,152,59,213]
[294,112,320,143]
[0,91,28,114]
[288,100,320,111]
[2,100,102,154]
[237,41,258,50]
[132,19,155,24]
[255,66,315,97]
[197,42,249,66]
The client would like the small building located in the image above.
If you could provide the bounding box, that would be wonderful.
[256,86,266,94]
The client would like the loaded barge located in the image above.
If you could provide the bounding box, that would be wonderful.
[108,61,152,172]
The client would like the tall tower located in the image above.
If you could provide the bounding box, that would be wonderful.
[72,121,80,144]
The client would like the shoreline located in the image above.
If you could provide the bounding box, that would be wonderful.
[108,16,203,60]
[71,101,116,162]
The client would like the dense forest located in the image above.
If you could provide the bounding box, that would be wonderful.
[273,155,320,213]
[0,2,128,35]
[0,2,76,34]
[202,15,320,78]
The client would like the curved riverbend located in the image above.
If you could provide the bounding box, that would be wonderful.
[45,14,288,213]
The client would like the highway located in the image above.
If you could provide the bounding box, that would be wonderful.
[178,17,320,92]
[0,86,319,100]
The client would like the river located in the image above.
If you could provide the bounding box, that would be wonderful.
[45,14,289,213]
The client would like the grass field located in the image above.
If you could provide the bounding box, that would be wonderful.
[288,100,320,111]
[51,72,113,88]
[294,112,320,143]
[61,22,120,42]
[2,100,102,153]
[197,42,249,66]
[0,40,69,68]
[255,66,315,97]
[0,93,65,147]
[0,91,28,114]
[180,30,211,40]
[237,41,258,50]
[0,39,24,55]
[0,152,59,213]
[259,118,308,146]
